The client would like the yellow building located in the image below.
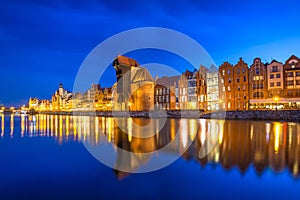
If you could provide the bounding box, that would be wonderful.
[113,55,154,111]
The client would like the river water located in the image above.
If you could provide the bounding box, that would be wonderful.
[0,114,299,199]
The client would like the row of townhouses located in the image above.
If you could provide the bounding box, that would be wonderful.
[28,55,300,112]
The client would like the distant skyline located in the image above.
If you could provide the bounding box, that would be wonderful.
[1,0,300,106]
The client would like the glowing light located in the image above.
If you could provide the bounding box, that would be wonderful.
[274,122,282,154]
[127,118,132,142]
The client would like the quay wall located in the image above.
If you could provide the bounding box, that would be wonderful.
[36,110,300,121]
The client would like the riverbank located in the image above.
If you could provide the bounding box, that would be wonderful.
[34,110,300,121]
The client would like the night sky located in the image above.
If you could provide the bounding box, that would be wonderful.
[1,0,300,106]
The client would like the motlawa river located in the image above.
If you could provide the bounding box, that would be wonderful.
[0,114,299,199]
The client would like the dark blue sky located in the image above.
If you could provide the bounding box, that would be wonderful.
[1,0,300,106]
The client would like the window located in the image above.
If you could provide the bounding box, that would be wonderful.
[228,86,230,91]
[297,80,300,85]
[253,92,264,98]
[253,76,263,81]
[270,74,274,79]
[236,77,240,83]
[272,66,279,72]
[276,74,281,78]
[237,68,240,74]
[221,79,224,84]
[227,69,231,75]
[287,81,294,86]
[223,86,225,92]
[276,82,281,87]
[237,94,240,100]
[243,85,246,91]
[228,79,232,83]
[270,82,274,87]
[238,86,240,91]
[256,68,259,75]
[242,68,245,73]
[244,76,246,82]
[228,103,230,109]
[222,70,225,76]
[244,94,247,99]
[287,72,293,77]
[296,72,300,76]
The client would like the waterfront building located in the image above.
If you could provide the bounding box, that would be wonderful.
[154,75,180,110]
[28,97,39,110]
[113,55,154,111]
[219,62,234,110]
[51,83,72,111]
[83,84,101,110]
[249,58,268,109]
[283,55,300,109]
[206,65,220,111]
[196,65,208,110]
[234,58,249,110]
[37,100,51,111]
[178,70,198,109]
[267,60,284,98]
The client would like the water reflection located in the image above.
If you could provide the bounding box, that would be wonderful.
[1,114,300,178]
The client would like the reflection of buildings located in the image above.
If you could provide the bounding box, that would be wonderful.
[2,114,300,178]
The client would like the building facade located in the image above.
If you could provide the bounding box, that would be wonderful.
[234,58,249,110]
[51,83,72,111]
[249,58,268,109]
[206,65,220,111]
[113,55,154,111]
[178,70,198,109]
[283,55,300,108]
[219,62,234,110]
[267,60,284,98]
[196,66,208,110]
[154,75,180,110]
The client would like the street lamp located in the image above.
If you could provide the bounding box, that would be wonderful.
[274,96,279,111]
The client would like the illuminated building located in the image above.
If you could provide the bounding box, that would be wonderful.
[154,75,180,110]
[178,70,197,110]
[267,60,284,98]
[249,58,268,109]
[51,83,72,111]
[113,55,155,111]
[28,97,39,110]
[219,62,235,110]
[206,65,220,111]
[283,55,300,108]
[234,58,249,110]
[196,65,208,110]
